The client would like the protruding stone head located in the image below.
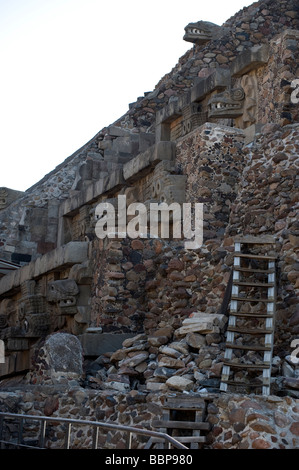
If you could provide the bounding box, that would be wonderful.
[208,88,245,119]
[183,21,221,46]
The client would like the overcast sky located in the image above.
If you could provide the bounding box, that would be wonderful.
[0,0,253,191]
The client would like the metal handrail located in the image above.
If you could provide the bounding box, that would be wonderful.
[0,412,188,450]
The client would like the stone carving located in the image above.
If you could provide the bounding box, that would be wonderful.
[17,281,49,338]
[18,280,44,316]
[207,77,258,129]
[47,279,79,314]
[0,282,50,341]
[237,74,258,128]
[0,188,8,210]
[181,103,207,136]
[0,187,25,212]
[0,299,15,331]
[150,162,186,205]
[183,21,221,46]
[208,87,246,119]
[30,332,83,384]
[20,313,50,338]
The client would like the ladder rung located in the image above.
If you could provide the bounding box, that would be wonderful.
[233,281,275,288]
[230,312,274,318]
[234,253,277,261]
[234,267,275,274]
[235,236,276,245]
[225,343,272,351]
[223,360,270,369]
[220,379,270,386]
[152,420,210,431]
[231,296,275,302]
[227,326,273,334]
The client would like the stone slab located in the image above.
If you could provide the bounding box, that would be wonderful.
[123,141,176,182]
[79,332,135,356]
[230,44,270,77]
[0,242,89,297]
[191,68,231,103]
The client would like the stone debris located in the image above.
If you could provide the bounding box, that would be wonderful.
[84,306,299,397]
[85,311,228,394]
[174,312,227,336]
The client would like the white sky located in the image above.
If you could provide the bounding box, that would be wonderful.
[0,0,253,191]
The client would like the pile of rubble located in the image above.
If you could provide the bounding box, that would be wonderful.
[84,308,299,397]
[85,312,228,394]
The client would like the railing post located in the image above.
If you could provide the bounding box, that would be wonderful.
[0,415,3,449]
[92,426,99,449]
[128,432,132,449]
[65,423,71,449]
[39,419,47,449]
[18,417,24,448]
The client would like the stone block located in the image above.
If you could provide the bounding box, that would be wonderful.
[43,332,83,379]
[7,339,29,351]
[123,141,176,182]
[79,332,135,356]
[166,376,194,391]
[115,141,139,157]
[107,126,131,137]
[191,68,231,103]
[175,312,227,337]
[230,44,270,77]
[139,133,155,152]
[0,242,89,297]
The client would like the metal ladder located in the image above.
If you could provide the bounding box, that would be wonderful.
[220,236,277,396]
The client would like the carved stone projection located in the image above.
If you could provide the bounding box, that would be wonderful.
[47,279,79,315]
[208,87,246,119]
[0,298,16,332]
[0,281,50,344]
[236,74,258,128]
[0,188,8,210]
[156,44,269,142]
[208,78,258,128]
[181,103,207,136]
[17,280,49,338]
[0,187,24,211]
[183,21,221,46]
[148,161,186,205]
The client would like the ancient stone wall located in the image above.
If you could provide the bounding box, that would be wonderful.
[0,0,298,265]
[0,0,298,451]
[119,0,299,132]
[223,123,299,355]
[0,138,101,262]
[0,385,298,449]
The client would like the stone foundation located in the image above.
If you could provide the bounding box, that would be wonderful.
[0,386,298,449]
